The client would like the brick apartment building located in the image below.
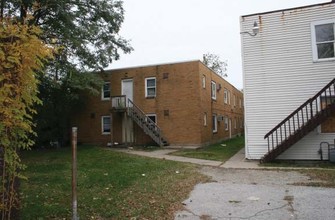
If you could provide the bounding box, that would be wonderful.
[71,60,244,147]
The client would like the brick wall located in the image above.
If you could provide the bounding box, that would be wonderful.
[71,60,244,147]
[198,63,244,146]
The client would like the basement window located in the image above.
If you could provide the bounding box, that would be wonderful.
[311,19,335,61]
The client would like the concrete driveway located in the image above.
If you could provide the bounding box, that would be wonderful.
[175,167,335,220]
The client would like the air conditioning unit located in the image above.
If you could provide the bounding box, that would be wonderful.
[217,115,224,121]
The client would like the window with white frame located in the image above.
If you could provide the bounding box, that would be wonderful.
[228,90,231,104]
[224,89,230,105]
[204,112,207,126]
[234,118,237,129]
[101,116,111,134]
[202,75,206,89]
[212,114,217,133]
[146,114,157,131]
[311,19,335,61]
[145,77,156,97]
[224,89,228,104]
[224,117,229,131]
[146,114,157,124]
[211,81,216,100]
[101,82,111,100]
[233,94,236,107]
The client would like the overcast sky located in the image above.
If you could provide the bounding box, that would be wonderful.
[110,0,327,89]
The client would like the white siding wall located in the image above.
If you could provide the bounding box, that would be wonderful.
[241,3,335,160]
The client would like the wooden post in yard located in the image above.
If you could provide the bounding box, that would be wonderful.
[72,127,79,220]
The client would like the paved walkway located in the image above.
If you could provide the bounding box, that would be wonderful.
[220,148,259,169]
[112,147,260,169]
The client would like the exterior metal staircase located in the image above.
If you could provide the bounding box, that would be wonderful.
[111,96,169,146]
[126,99,169,147]
[261,78,335,163]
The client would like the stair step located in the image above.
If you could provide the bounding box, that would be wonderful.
[262,79,335,163]
[127,100,169,147]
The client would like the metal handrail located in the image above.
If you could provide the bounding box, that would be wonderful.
[127,99,164,146]
[265,78,335,139]
[264,78,335,153]
[111,95,126,109]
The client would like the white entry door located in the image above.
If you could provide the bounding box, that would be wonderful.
[122,79,133,106]
[121,79,134,144]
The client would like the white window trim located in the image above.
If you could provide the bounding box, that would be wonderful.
[101,116,111,135]
[211,81,217,100]
[101,82,111,100]
[204,112,207,126]
[224,117,229,131]
[202,75,206,89]
[224,89,228,104]
[234,118,237,129]
[212,114,218,133]
[311,19,335,62]
[233,94,236,107]
[145,77,156,98]
[146,113,157,124]
[146,114,158,131]
[228,91,231,105]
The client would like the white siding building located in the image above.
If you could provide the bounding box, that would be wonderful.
[240,1,335,160]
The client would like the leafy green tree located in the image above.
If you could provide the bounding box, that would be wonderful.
[1,0,133,146]
[1,0,132,73]
[202,53,228,78]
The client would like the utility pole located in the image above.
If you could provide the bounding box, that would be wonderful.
[72,127,79,220]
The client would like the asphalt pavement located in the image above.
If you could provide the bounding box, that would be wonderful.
[112,147,335,220]
[175,167,335,220]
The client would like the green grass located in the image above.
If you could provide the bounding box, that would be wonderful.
[170,136,245,162]
[20,146,209,219]
[297,169,335,188]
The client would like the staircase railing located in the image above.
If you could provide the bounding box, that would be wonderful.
[263,78,335,161]
[127,99,168,146]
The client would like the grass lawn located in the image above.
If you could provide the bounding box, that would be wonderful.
[169,136,245,162]
[20,146,209,219]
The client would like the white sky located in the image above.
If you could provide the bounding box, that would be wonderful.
[110,0,328,89]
